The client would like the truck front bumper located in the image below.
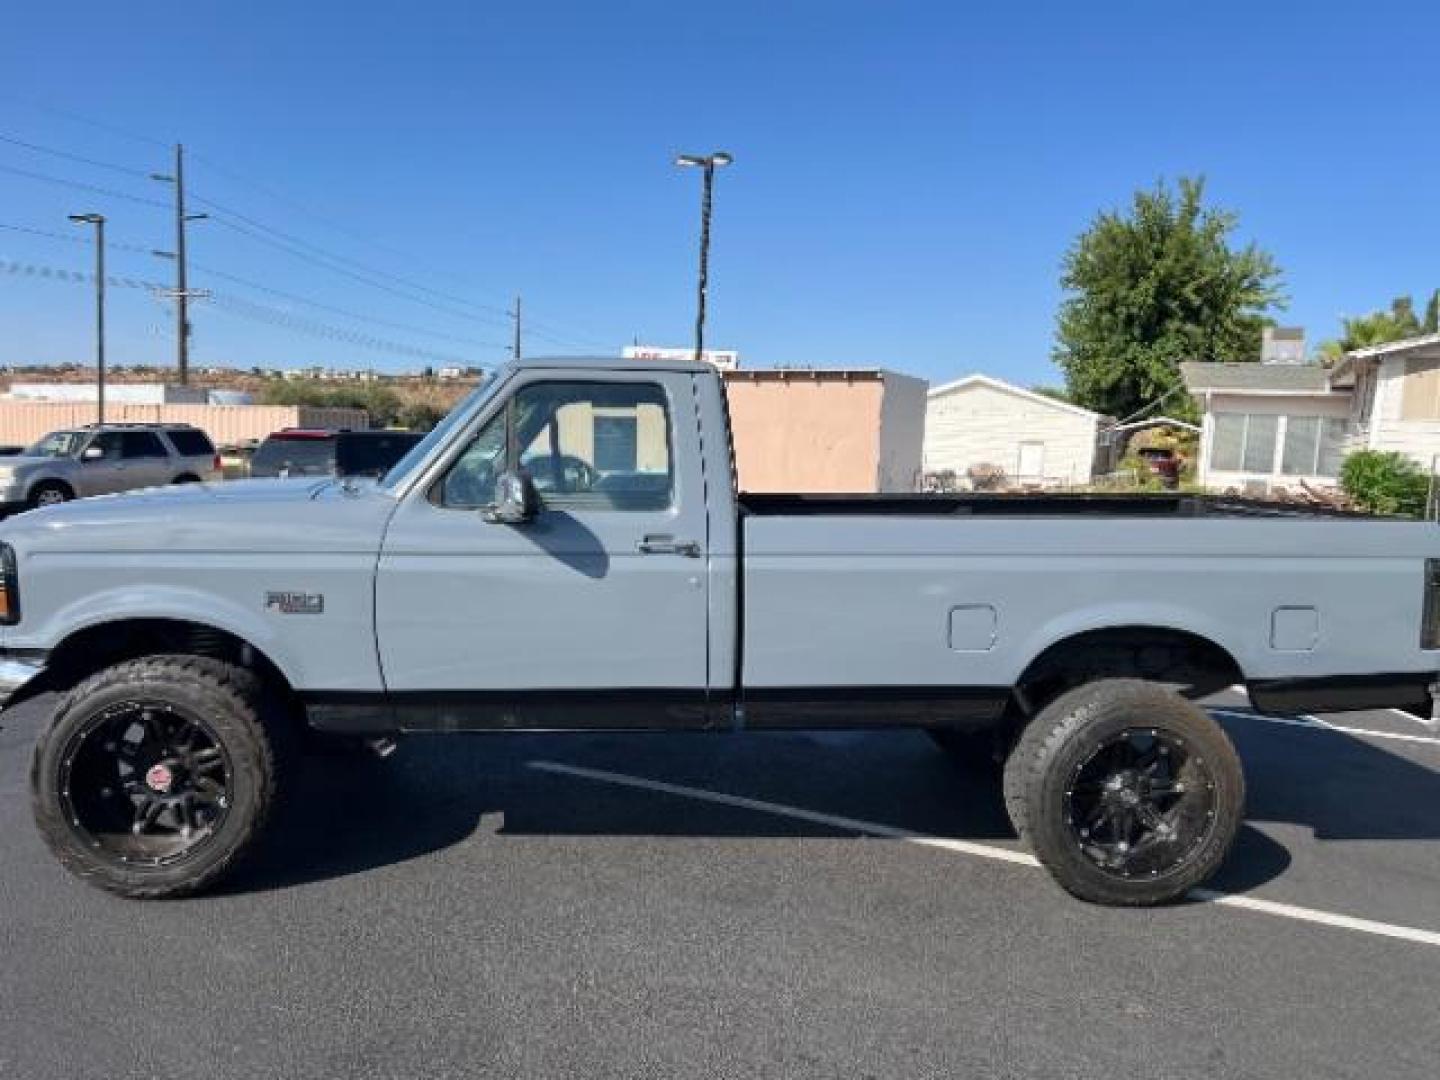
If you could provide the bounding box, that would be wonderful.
[0,652,48,712]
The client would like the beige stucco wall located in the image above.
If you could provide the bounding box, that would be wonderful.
[0,401,369,448]
[725,375,887,493]
[924,381,1098,487]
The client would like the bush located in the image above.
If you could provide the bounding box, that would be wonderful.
[1339,450,1432,517]
[259,380,404,427]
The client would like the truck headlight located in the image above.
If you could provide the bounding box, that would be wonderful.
[0,544,18,626]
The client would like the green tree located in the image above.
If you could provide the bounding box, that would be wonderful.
[1319,295,1427,360]
[1055,177,1285,420]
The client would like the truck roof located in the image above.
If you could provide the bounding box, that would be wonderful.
[512,354,717,374]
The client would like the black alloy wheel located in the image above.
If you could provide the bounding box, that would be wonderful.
[1063,727,1217,880]
[59,700,233,866]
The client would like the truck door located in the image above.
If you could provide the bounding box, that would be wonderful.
[374,370,715,728]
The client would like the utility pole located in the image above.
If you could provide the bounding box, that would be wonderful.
[509,295,522,361]
[68,213,106,424]
[674,152,733,364]
[151,143,207,385]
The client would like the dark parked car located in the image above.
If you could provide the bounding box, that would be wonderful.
[1137,446,1182,488]
[248,429,425,480]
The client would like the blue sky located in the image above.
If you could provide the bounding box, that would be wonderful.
[1,0,1437,387]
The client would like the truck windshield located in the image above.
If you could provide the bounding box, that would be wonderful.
[378,372,506,493]
[25,431,88,458]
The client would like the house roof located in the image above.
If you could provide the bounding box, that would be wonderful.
[927,373,1102,420]
[1179,362,1336,395]
[1329,331,1440,384]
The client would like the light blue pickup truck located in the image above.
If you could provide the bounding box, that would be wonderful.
[2,356,1437,904]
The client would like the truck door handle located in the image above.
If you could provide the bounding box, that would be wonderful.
[637,534,701,557]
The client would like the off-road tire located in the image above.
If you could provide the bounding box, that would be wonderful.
[1001,679,1244,906]
[27,481,73,509]
[31,655,279,899]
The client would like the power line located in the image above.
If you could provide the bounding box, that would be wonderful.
[0,132,151,179]
[0,217,502,348]
[0,220,153,255]
[0,162,170,209]
[2,97,172,150]
[189,260,508,350]
[191,192,513,319]
[0,255,493,366]
[0,256,162,291]
[1,109,615,347]
[205,293,487,366]
[204,211,517,329]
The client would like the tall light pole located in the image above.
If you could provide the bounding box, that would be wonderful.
[68,213,106,425]
[151,143,207,386]
[674,151,732,364]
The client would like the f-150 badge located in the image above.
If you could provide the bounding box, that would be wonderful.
[265,591,325,615]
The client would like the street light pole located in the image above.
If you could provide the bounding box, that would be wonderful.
[68,213,106,425]
[674,151,732,364]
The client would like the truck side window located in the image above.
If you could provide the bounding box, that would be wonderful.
[438,381,673,512]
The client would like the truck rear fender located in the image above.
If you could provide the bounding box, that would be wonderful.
[1012,605,1245,708]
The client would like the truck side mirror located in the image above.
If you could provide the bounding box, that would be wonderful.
[81,446,104,462]
[482,469,539,525]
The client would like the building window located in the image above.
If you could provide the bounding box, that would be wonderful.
[1211,414,1246,471]
[1242,415,1278,473]
[1281,416,1348,477]
[1402,358,1440,420]
[1209,413,1279,474]
[1215,412,1348,478]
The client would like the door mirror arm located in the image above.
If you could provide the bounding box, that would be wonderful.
[482,469,540,525]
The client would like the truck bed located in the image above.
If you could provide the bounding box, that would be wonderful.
[738,492,1388,519]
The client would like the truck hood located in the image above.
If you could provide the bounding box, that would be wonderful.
[0,477,397,555]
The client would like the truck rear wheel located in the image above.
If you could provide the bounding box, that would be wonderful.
[1002,679,1244,906]
[31,655,279,899]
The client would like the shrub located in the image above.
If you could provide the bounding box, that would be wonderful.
[1339,450,1432,517]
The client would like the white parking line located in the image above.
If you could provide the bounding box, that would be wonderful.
[530,759,1440,949]
[1209,707,1440,748]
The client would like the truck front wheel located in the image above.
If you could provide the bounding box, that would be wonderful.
[1002,679,1244,906]
[31,655,279,899]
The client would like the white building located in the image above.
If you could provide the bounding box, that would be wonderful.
[923,374,1103,488]
[623,345,739,371]
[6,382,208,405]
[1183,332,1440,492]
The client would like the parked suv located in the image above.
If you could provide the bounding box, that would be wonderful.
[0,423,221,511]
[248,428,424,480]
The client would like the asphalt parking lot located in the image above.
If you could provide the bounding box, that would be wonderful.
[2,688,1437,1079]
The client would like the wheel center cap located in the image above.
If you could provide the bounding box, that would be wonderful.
[145,763,175,794]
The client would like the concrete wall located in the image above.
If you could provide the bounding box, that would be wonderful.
[876,372,929,492]
[0,402,369,448]
[924,379,1098,487]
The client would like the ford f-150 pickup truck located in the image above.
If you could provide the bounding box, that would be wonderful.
[2,356,1437,905]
